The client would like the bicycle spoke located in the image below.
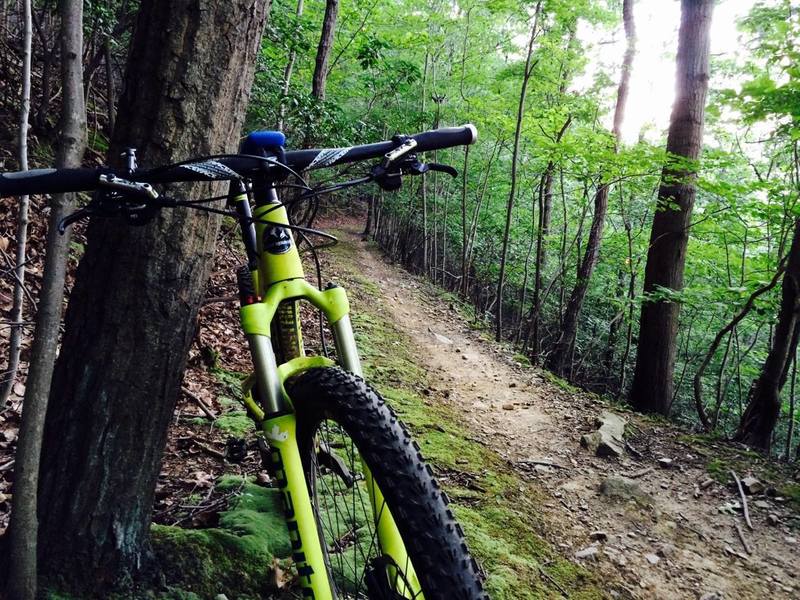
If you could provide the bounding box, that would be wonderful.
[311,420,383,598]
[311,443,346,591]
[317,425,352,587]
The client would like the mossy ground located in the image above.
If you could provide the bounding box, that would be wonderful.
[188,372,256,437]
[44,481,290,600]
[327,236,604,599]
[147,479,291,599]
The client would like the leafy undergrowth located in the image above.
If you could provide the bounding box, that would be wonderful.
[326,235,604,599]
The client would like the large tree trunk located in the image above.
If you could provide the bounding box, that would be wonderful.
[628,0,713,415]
[546,0,635,377]
[311,0,339,101]
[35,0,270,592]
[736,219,800,451]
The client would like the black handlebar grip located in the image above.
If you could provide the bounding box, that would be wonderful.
[0,168,102,198]
[411,124,478,153]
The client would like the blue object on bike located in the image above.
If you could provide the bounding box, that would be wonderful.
[242,130,286,154]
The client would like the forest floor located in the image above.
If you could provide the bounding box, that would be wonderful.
[1,213,799,599]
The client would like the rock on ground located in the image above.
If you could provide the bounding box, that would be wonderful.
[581,411,626,457]
[599,475,654,507]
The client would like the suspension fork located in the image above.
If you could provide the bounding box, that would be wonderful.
[234,180,418,597]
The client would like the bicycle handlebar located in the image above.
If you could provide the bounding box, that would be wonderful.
[0,124,478,198]
[0,167,106,197]
[280,124,478,172]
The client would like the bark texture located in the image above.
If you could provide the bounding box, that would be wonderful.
[629,0,713,415]
[736,219,800,450]
[311,0,339,100]
[546,0,635,376]
[35,0,270,591]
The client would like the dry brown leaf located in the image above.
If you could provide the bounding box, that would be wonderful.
[272,557,288,589]
[187,470,214,489]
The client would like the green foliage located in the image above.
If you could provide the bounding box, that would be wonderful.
[213,411,255,437]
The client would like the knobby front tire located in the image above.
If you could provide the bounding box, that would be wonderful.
[287,367,488,600]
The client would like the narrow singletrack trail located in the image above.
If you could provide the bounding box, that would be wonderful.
[339,226,799,600]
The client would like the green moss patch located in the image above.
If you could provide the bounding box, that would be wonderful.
[149,480,290,599]
[213,411,254,437]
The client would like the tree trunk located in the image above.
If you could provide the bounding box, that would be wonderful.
[421,52,429,275]
[276,0,304,130]
[692,259,787,431]
[33,15,55,133]
[786,354,796,460]
[311,0,339,101]
[495,0,541,342]
[528,171,548,353]
[35,0,270,592]
[4,0,36,597]
[628,0,714,415]
[736,219,800,451]
[104,40,115,134]
[463,139,500,296]
[0,0,32,408]
[460,144,470,293]
[546,0,635,376]
[530,116,572,357]
[362,193,374,239]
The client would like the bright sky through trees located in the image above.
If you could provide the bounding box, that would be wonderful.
[577,0,751,143]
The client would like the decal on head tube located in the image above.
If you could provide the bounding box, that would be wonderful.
[263,225,292,254]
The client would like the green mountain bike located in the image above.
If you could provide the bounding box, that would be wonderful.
[0,124,487,599]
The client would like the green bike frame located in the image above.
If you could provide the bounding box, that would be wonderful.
[234,189,421,599]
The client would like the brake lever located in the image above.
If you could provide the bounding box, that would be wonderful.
[370,157,459,191]
[425,163,458,178]
[57,190,164,234]
[58,205,95,234]
[405,161,458,178]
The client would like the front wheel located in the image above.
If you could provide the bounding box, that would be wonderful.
[287,367,488,600]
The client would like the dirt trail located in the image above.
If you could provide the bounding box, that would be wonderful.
[343,229,799,600]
